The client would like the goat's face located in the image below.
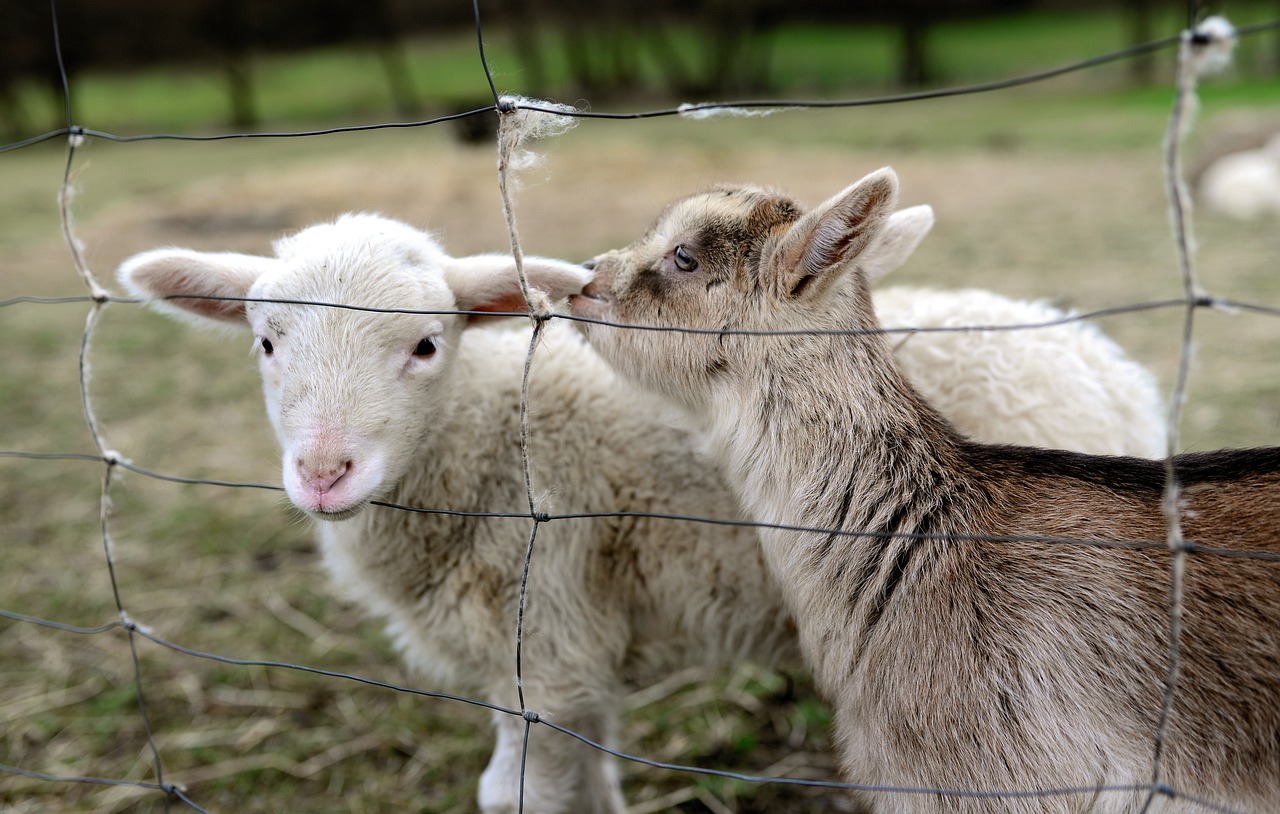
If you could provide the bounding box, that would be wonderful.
[571,185,804,413]
[571,168,901,415]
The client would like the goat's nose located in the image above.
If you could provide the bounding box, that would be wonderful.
[582,258,597,271]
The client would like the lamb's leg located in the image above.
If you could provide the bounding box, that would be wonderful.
[478,707,625,814]
[477,712,529,814]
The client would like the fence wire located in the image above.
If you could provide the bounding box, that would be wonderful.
[1,1,1279,813]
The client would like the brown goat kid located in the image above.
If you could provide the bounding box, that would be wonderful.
[569,168,1280,813]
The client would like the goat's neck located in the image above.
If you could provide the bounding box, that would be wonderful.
[705,318,973,688]
[718,324,960,526]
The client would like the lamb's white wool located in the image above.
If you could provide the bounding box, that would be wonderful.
[876,287,1166,457]
[1199,133,1280,219]
[120,211,1167,813]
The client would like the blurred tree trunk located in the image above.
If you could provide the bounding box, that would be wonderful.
[898,15,930,86]
[1275,0,1280,73]
[498,0,548,96]
[647,24,698,95]
[562,23,603,94]
[377,44,419,116]
[701,0,778,94]
[225,56,257,128]
[1127,0,1155,84]
[206,0,257,129]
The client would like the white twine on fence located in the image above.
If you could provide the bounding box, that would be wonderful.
[493,91,582,813]
[1144,14,1238,814]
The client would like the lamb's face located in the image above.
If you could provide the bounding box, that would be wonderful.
[120,211,592,524]
[248,229,464,521]
[119,212,591,524]
[569,185,802,412]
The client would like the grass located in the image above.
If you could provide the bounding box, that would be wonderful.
[2,5,1280,813]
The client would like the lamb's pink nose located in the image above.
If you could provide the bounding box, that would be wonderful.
[297,458,351,493]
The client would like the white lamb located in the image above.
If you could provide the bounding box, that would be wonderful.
[117,211,1164,813]
[1199,132,1280,219]
[875,286,1166,456]
[846,203,1164,457]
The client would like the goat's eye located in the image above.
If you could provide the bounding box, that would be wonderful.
[260,337,274,355]
[414,337,438,358]
[673,245,698,272]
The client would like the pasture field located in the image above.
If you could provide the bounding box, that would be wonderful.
[3,12,1280,814]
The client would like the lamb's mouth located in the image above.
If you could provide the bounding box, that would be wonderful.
[310,504,366,522]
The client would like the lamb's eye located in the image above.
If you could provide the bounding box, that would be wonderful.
[260,337,274,355]
[673,245,698,272]
[414,337,438,358]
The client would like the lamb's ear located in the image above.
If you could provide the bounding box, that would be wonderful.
[862,204,933,286]
[446,253,593,319]
[767,167,899,300]
[117,248,276,326]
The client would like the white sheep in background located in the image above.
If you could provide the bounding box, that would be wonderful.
[873,286,1165,457]
[1199,132,1280,219]
[119,210,1164,813]
[853,204,1165,458]
[569,168,1280,813]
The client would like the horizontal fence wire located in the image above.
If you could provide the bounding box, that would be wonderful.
[4,18,1280,154]
[1,0,1278,812]
[4,449,1280,564]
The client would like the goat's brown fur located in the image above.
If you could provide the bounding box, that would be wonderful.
[570,168,1280,813]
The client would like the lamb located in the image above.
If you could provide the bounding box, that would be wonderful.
[1199,132,1280,220]
[840,205,1166,458]
[870,285,1164,456]
[569,170,1280,813]
[118,210,1167,814]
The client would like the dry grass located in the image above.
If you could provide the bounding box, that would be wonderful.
[3,90,1279,813]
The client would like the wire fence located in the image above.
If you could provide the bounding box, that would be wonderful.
[2,1,1280,812]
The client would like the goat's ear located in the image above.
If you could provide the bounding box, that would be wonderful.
[117,248,275,326]
[446,254,593,319]
[862,204,933,286]
[767,167,899,300]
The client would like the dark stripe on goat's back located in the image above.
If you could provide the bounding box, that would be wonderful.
[1171,447,1280,482]
[962,443,1280,495]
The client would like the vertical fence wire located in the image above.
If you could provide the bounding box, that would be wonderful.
[59,43,176,811]
[1146,21,1206,814]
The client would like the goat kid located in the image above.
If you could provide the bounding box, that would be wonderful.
[570,169,1280,813]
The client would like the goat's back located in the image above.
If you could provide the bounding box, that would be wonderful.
[846,443,1280,810]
